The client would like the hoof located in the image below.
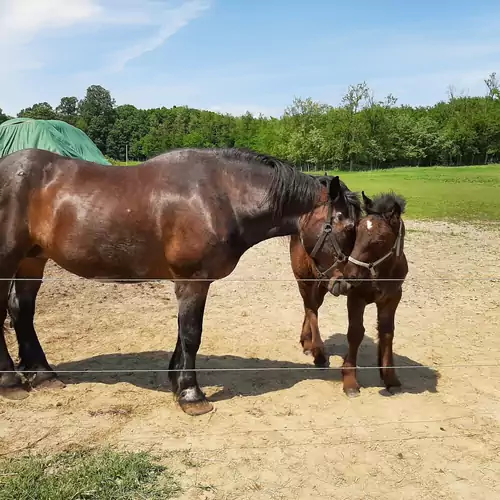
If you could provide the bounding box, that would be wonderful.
[0,385,30,400]
[21,368,60,389]
[34,378,66,391]
[385,384,402,395]
[343,387,360,398]
[313,354,329,368]
[179,399,214,416]
[0,373,30,400]
[177,387,214,416]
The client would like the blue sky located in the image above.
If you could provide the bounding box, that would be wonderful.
[1,0,499,117]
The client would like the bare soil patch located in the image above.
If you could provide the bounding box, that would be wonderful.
[1,220,500,499]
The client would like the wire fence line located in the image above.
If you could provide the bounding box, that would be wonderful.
[2,362,500,374]
[1,277,500,282]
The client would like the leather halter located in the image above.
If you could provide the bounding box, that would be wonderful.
[308,198,348,293]
[347,219,403,277]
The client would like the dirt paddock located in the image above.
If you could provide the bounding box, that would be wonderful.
[1,220,500,499]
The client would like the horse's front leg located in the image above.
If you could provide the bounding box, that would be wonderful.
[341,294,366,397]
[298,280,328,367]
[168,280,213,416]
[8,257,64,390]
[376,290,402,391]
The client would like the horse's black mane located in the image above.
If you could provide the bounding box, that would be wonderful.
[365,192,407,216]
[163,147,361,219]
[220,149,364,221]
[217,148,322,218]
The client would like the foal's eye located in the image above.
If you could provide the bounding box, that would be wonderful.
[334,213,344,223]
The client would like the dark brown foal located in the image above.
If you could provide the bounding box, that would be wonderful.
[292,190,408,396]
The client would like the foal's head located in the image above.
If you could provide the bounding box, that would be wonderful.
[299,175,361,292]
[334,191,406,295]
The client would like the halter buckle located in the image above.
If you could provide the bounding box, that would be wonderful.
[323,223,332,233]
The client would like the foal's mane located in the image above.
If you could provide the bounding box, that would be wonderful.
[364,192,407,216]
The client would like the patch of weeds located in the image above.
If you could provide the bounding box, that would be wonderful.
[0,448,181,500]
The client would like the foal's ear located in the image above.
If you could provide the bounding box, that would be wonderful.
[388,202,403,221]
[329,176,341,200]
[362,191,373,210]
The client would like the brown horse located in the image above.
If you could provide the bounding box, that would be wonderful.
[0,147,357,416]
[290,189,408,397]
[289,176,362,366]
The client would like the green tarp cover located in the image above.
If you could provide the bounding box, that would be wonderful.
[0,118,111,165]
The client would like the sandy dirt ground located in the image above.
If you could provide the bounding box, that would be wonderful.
[1,220,500,499]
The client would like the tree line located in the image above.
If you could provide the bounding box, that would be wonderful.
[1,73,499,170]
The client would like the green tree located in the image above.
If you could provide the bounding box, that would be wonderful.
[341,82,370,170]
[485,72,499,100]
[17,102,57,120]
[56,96,79,125]
[106,105,149,161]
[78,85,116,154]
[0,107,8,124]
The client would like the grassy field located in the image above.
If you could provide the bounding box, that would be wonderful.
[112,160,500,221]
[322,165,500,221]
[0,449,180,500]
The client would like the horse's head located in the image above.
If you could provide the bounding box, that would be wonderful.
[299,175,360,293]
[333,191,406,296]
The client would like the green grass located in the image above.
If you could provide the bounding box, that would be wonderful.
[108,159,141,166]
[319,165,500,221]
[0,449,181,500]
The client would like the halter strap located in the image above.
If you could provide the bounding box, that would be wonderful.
[307,198,348,292]
[347,219,403,277]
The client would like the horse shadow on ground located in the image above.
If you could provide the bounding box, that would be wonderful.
[54,332,438,401]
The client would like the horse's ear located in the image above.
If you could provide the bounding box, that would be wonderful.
[388,196,406,220]
[329,176,341,200]
[387,201,404,221]
[362,191,372,210]
[391,203,402,217]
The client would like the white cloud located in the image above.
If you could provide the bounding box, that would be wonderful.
[0,0,210,75]
[0,0,211,113]
[0,0,101,76]
[0,0,101,44]
[105,0,210,73]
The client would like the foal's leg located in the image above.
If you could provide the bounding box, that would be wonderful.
[168,281,213,416]
[341,294,366,397]
[8,257,63,389]
[298,280,328,367]
[376,290,402,391]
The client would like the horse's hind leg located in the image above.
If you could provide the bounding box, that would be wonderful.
[0,265,30,400]
[8,257,63,390]
[0,309,29,399]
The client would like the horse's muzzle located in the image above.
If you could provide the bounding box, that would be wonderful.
[330,278,352,297]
